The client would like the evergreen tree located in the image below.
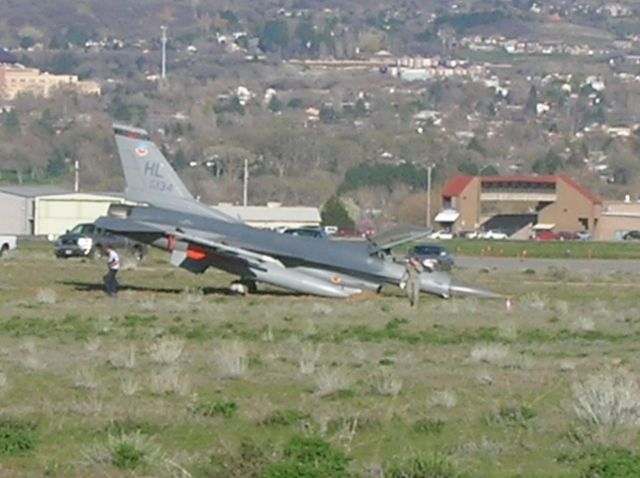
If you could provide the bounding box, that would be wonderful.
[321,196,354,228]
[525,86,538,114]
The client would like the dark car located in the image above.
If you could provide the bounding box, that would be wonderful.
[406,244,455,271]
[623,230,640,241]
[54,223,147,260]
[282,227,328,239]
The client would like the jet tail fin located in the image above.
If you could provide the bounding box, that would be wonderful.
[113,124,239,221]
[113,124,194,203]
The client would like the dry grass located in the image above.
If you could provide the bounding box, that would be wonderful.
[2,245,640,477]
[149,367,190,396]
[108,346,136,370]
[298,343,321,375]
[120,375,140,397]
[315,366,351,396]
[431,390,458,409]
[215,341,248,379]
[148,337,185,365]
[36,287,57,304]
[370,369,403,396]
[470,344,509,364]
[74,367,99,390]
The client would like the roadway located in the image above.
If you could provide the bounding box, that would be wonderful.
[456,256,640,274]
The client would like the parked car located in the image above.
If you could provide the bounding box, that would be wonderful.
[533,230,556,241]
[282,227,328,239]
[335,228,361,238]
[0,235,17,257]
[623,230,640,241]
[406,244,455,271]
[54,223,147,260]
[575,231,593,240]
[555,231,578,241]
[479,229,509,240]
[429,230,454,240]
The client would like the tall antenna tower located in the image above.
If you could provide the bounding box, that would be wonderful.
[161,25,168,80]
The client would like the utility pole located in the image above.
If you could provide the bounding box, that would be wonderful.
[243,158,248,207]
[74,160,80,192]
[160,26,168,80]
[426,164,434,228]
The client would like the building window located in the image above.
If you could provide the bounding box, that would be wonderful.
[579,217,588,230]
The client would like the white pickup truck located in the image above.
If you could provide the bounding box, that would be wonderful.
[0,235,17,256]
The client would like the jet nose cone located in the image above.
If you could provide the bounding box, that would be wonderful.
[448,279,502,299]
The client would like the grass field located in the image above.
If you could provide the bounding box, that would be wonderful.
[1,245,640,477]
[436,239,640,260]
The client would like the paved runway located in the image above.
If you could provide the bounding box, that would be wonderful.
[456,256,640,274]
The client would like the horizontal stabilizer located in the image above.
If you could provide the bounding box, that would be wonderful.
[95,216,163,234]
[368,226,432,254]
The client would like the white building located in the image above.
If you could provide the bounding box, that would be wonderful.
[0,186,128,236]
[213,203,321,229]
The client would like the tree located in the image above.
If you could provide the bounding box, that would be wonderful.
[524,86,538,114]
[259,20,289,53]
[19,36,36,49]
[532,150,563,174]
[321,196,355,228]
[268,95,282,113]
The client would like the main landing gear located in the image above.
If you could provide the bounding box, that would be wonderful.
[229,279,258,296]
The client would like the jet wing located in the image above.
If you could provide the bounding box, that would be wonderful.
[171,230,283,271]
[367,226,432,255]
[94,216,164,234]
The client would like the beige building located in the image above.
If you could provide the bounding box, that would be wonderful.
[0,64,101,99]
[439,175,603,236]
[598,202,640,240]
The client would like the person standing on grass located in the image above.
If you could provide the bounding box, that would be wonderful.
[103,245,120,297]
[403,255,424,307]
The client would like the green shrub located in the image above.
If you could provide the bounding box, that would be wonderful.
[263,435,351,478]
[487,405,536,427]
[384,454,469,478]
[581,448,640,477]
[0,418,37,455]
[261,409,311,426]
[191,400,238,418]
[104,419,164,436]
[413,418,445,435]
[112,441,145,469]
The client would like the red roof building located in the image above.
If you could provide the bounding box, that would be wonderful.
[438,175,603,236]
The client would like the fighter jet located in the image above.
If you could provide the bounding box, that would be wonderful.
[95,124,499,299]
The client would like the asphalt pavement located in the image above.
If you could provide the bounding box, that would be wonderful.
[456,256,640,274]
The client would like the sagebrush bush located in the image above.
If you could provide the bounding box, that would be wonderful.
[573,368,640,427]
